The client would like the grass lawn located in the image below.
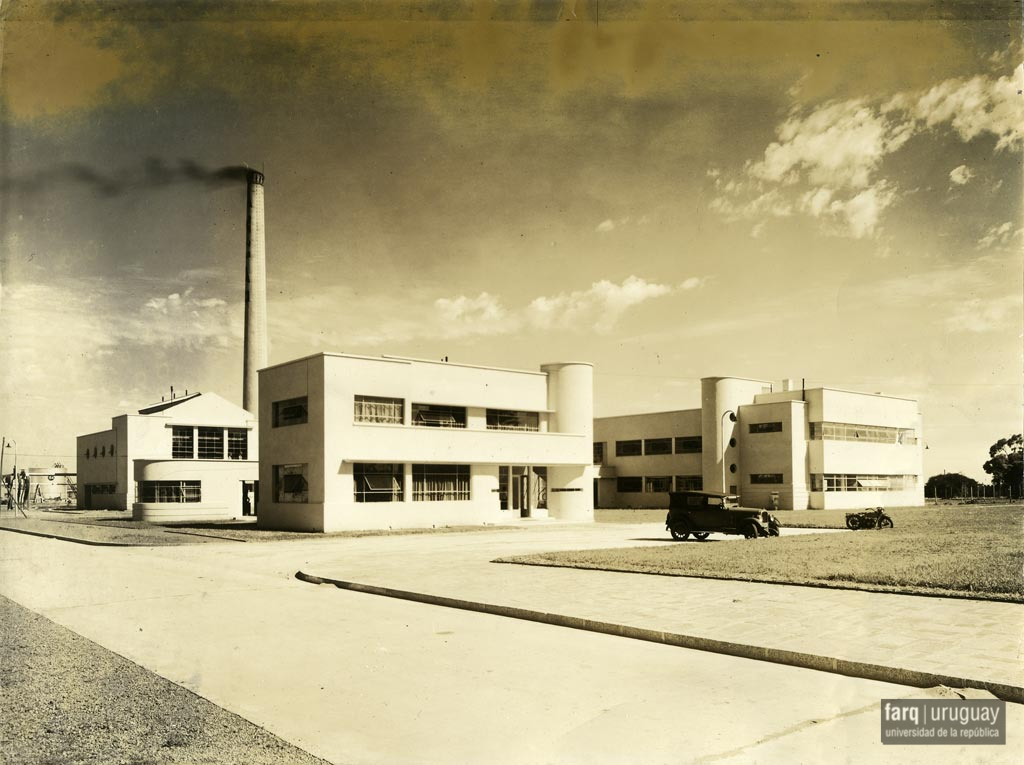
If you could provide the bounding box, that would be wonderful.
[505,503,1023,602]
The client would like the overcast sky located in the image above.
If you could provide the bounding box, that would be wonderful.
[0,1,1021,482]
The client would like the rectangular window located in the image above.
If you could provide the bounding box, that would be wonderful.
[593,442,605,464]
[412,464,470,501]
[227,429,248,460]
[616,476,643,493]
[675,475,703,491]
[645,476,672,493]
[809,422,917,445]
[749,422,783,434]
[88,483,117,495]
[498,466,509,510]
[273,397,308,427]
[274,464,308,503]
[644,438,672,456]
[197,427,224,459]
[354,395,404,424]
[820,474,918,492]
[354,463,404,502]
[138,480,201,503]
[486,409,539,431]
[674,436,702,454]
[750,473,784,484]
[616,440,642,457]
[171,427,193,459]
[412,404,467,428]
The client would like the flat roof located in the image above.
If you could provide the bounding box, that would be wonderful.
[260,351,585,378]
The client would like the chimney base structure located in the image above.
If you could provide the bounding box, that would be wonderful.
[243,170,268,415]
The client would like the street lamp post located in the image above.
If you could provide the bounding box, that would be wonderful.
[0,437,6,506]
[721,410,736,493]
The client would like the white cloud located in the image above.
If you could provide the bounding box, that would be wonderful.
[748,99,911,189]
[273,276,696,348]
[913,67,1024,151]
[944,294,1023,333]
[525,276,674,333]
[821,181,898,239]
[678,277,705,290]
[595,219,616,232]
[976,221,1018,249]
[710,65,1024,239]
[948,164,974,185]
[432,292,512,338]
[136,287,238,349]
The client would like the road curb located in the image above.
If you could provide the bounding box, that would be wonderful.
[295,570,1023,704]
[0,526,140,547]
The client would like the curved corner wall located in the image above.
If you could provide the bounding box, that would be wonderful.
[541,362,593,520]
[701,377,770,493]
[132,458,257,522]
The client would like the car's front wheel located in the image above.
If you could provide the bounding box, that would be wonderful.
[742,522,760,539]
[692,531,711,541]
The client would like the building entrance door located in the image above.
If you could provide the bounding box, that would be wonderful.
[242,481,256,517]
[511,466,529,518]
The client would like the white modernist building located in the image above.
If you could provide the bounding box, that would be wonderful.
[76,392,259,521]
[593,376,924,511]
[258,353,594,532]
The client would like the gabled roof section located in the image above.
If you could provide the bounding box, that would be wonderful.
[138,391,203,414]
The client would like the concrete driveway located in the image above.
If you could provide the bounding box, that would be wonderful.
[1,522,1020,764]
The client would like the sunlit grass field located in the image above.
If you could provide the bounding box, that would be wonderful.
[507,503,1023,601]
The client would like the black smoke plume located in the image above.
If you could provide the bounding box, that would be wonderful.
[3,159,251,196]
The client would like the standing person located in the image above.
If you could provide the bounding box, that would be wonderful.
[3,473,11,511]
[18,469,30,508]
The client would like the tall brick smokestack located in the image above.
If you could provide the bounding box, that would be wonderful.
[243,170,267,415]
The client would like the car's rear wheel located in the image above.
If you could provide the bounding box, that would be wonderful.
[742,522,760,539]
[692,531,710,541]
[878,517,894,529]
[670,527,690,540]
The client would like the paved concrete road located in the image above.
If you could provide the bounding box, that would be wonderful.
[1,524,1020,764]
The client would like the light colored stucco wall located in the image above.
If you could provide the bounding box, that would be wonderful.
[701,377,774,494]
[737,400,809,510]
[259,353,592,531]
[77,393,258,514]
[592,409,702,508]
[132,459,257,521]
[595,378,924,511]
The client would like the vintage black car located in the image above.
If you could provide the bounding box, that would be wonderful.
[666,490,781,541]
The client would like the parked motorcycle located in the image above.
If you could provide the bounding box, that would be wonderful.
[845,507,894,530]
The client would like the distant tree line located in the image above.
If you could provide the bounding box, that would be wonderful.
[926,434,1023,499]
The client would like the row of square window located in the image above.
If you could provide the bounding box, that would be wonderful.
[615,475,784,493]
[82,445,115,459]
[172,427,249,460]
[274,463,474,504]
[615,476,705,493]
[273,396,541,432]
[598,437,702,461]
